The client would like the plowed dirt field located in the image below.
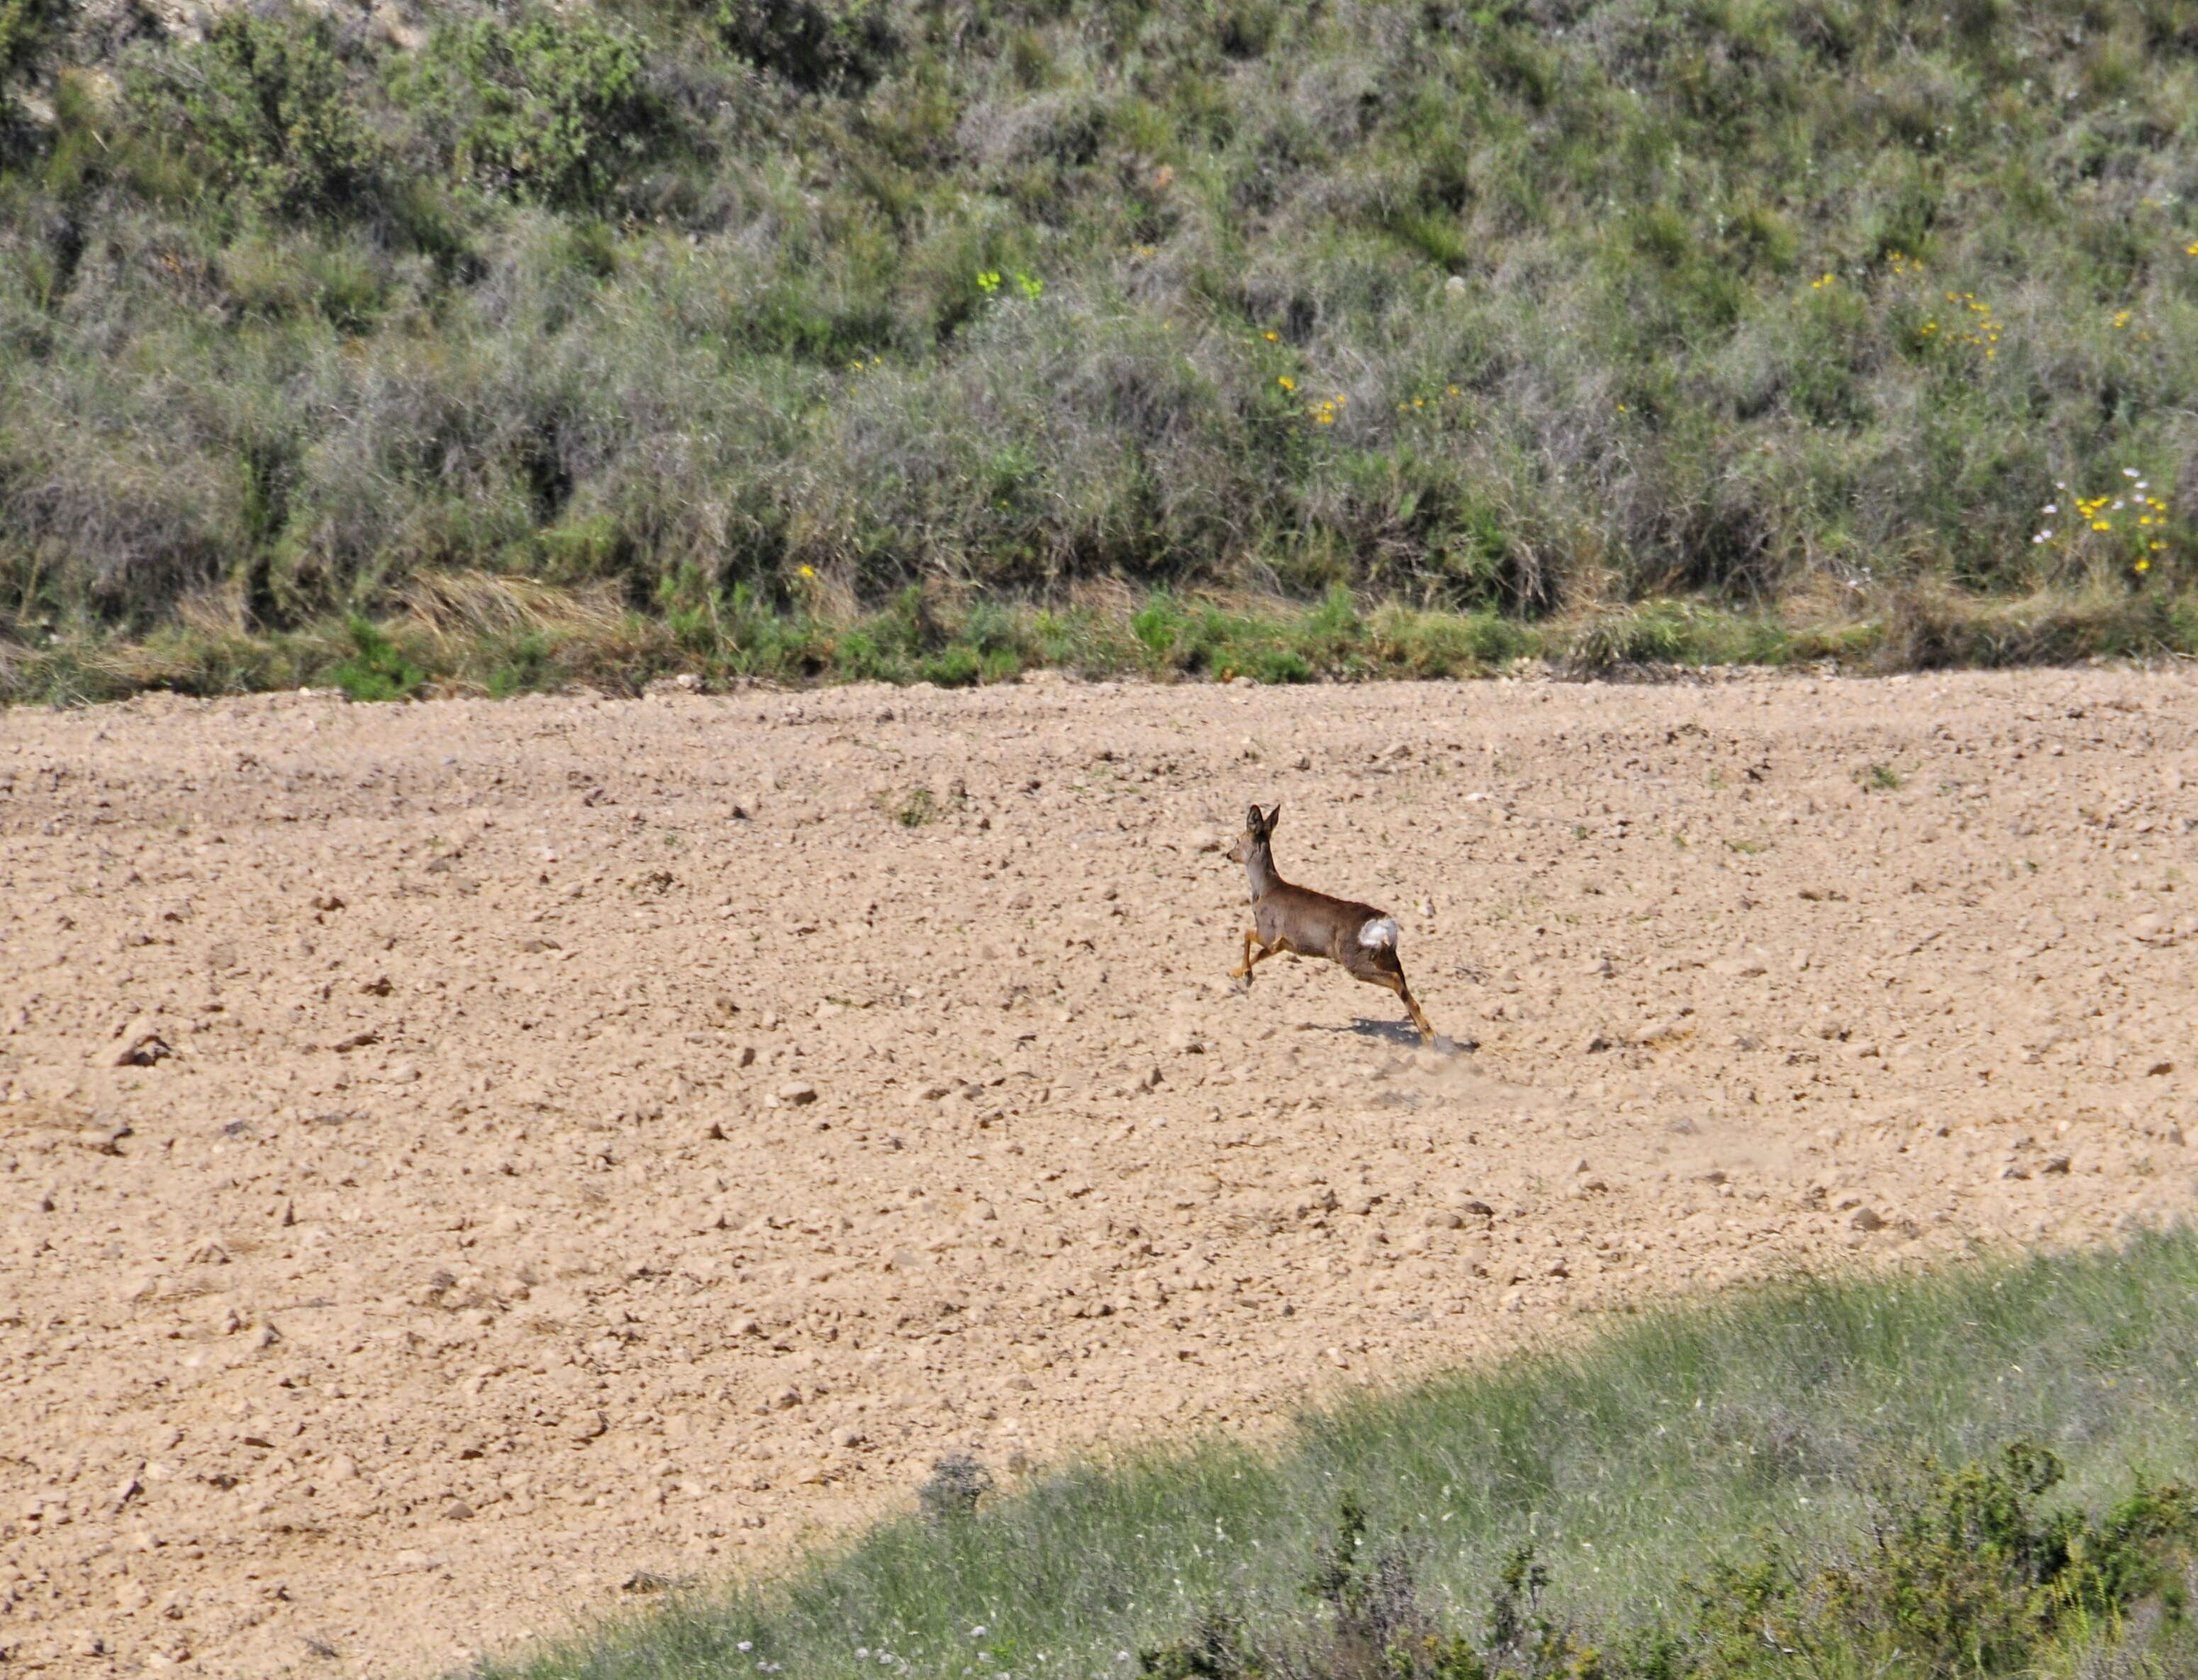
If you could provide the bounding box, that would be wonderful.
[4,668,2196,1677]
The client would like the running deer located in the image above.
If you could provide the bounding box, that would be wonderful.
[1227,802,1434,1043]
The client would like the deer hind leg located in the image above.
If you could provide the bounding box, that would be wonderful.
[1354,952,1436,1045]
[1393,968,1435,1043]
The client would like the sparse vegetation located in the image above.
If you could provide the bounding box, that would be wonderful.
[888,785,939,827]
[326,615,425,703]
[474,1231,2198,1680]
[9,0,2198,697]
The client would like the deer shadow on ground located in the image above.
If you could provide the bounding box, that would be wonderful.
[1302,1019,1476,1053]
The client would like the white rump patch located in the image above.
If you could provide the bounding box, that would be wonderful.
[1358,916,1400,951]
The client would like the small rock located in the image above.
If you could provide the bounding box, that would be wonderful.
[1849,1207,1885,1231]
[778,1082,818,1107]
[442,1499,474,1521]
[1188,828,1223,853]
[117,1034,172,1067]
[2040,1155,2072,1175]
[1458,1199,1495,1218]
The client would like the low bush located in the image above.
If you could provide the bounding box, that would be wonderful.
[395,15,672,210]
[1135,1443,2198,1679]
[133,9,381,220]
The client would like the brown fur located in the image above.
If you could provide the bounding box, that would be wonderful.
[1225,802,1434,1043]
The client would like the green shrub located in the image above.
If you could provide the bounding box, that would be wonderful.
[131,9,382,219]
[712,0,899,93]
[397,15,669,208]
[326,615,423,702]
[0,0,65,162]
[1140,1443,2198,1680]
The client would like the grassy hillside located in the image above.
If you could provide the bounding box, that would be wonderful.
[476,1233,2198,1679]
[6,0,2198,695]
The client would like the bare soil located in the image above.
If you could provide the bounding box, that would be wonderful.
[4,668,2196,1679]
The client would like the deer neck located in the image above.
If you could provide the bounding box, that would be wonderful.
[1244,839,1284,902]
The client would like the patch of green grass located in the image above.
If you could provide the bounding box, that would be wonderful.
[15,576,2198,705]
[476,1231,2198,1680]
[325,615,424,702]
[886,785,937,826]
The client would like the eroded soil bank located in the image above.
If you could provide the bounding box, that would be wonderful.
[3,668,2195,1677]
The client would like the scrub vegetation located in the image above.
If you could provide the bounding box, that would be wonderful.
[6,0,2198,698]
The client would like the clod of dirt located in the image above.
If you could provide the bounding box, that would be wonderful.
[115,1034,171,1067]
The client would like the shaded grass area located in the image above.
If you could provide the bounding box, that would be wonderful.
[476,1231,2198,1680]
[8,577,2198,705]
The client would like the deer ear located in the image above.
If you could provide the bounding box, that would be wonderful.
[1246,805,1263,832]
[1266,802,1282,830]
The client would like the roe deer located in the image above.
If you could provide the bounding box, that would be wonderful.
[1227,802,1434,1044]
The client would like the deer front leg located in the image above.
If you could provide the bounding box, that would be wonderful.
[1230,928,1265,984]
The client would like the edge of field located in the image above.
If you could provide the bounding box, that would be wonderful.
[469,1230,2198,1680]
[11,579,2198,707]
